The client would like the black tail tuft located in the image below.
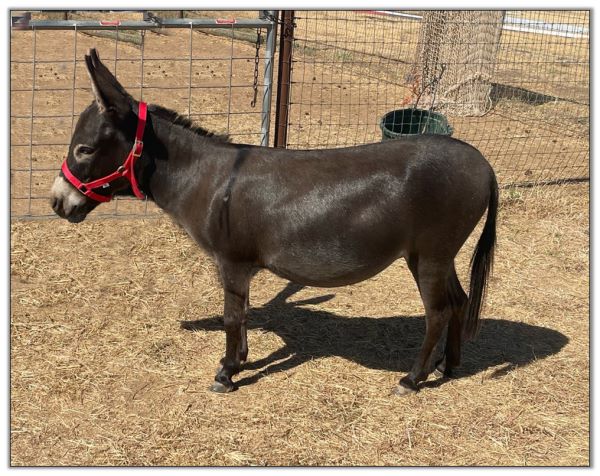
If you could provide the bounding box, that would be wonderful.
[464,173,498,341]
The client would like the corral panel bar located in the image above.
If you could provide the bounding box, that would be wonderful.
[27,28,37,216]
[140,30,149,216]
[114,28,120,216]
[226,26,235,134]
[69,27,78,136]
[188,24,193,117]
[260,11,277,147]
[13,18,274,30]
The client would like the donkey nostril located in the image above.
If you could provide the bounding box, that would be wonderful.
[50,196,65,217]
[51,196,63,213]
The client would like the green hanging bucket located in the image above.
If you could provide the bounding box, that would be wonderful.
[380,108,453,140]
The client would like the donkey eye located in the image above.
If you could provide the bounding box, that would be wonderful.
[75,145,95,156]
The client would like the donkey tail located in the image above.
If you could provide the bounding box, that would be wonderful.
[464,173,498,341]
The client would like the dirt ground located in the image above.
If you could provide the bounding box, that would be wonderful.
[10,183,589,466]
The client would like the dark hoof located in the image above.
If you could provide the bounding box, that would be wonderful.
[210,381,236,393]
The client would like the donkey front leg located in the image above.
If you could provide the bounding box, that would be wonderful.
[211,262,252,393]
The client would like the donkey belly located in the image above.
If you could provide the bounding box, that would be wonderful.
[263,231,406,287]
[267,254,401,287]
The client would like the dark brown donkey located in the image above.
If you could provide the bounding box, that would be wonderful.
[50,49,498,395]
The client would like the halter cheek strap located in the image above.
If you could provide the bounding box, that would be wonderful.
[61,101,148,203]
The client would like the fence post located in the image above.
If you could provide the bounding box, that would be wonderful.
[274,10,295,148]
[260,10,277,147]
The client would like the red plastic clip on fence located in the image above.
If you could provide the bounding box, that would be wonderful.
[99,20,121,26]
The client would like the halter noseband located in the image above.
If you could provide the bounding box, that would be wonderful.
[61,101,148,203]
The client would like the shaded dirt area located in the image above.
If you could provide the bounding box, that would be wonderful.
[10,183,589,466]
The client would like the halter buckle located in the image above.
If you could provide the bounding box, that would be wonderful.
[132,139,143,157]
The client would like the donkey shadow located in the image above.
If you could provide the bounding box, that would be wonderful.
[181,282,568,389]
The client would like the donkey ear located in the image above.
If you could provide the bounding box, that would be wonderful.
[84,48,132,118]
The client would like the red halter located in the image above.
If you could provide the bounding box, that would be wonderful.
[61,102,148,203]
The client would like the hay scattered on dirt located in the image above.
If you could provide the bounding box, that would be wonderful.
[10,183,589,466]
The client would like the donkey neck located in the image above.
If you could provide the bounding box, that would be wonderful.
[139,110,239,224]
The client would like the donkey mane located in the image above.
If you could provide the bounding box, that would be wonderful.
[148,104,230,143]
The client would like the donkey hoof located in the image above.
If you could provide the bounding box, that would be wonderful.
[392,384,417,396]
[393,377,418,396]
[210,381,236,393]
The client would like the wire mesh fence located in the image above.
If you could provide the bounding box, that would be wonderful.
[10,10,276,219]
[286,10,589,186]
[10,10,590,220]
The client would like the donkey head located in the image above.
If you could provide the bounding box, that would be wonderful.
[50,48,140,223]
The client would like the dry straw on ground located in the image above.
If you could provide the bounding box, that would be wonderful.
[10,183,589,466]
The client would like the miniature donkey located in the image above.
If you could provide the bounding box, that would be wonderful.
[51,49,497,395]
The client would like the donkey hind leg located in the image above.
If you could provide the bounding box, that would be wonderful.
[211,262,253,393]
[240,288,250,364]
[394,257,454,396]
[433,266,468,379]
